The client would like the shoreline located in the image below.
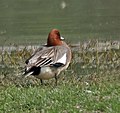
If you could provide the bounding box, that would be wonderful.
[0,41,119,54]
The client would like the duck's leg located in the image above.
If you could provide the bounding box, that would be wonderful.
[55,74,58,86]
[40,79,43,85]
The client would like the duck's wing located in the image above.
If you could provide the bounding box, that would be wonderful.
[25,45,69,72]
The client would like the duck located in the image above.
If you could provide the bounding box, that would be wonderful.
[24,29,72,85]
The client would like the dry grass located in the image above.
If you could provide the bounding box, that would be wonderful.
[0,40,120,113]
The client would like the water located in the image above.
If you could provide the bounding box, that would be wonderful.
[0,0,120,45]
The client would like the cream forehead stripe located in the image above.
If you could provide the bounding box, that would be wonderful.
[60,36,64,40]
[57,53,66,65]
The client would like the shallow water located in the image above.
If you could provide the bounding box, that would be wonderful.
[0,0,120,45]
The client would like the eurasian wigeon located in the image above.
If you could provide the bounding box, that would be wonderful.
[24,29,71,85]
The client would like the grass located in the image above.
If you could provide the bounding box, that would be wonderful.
[0,72,120,113]
[0,40,120,113]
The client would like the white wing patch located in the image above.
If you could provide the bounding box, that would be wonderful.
[57,53,66,65]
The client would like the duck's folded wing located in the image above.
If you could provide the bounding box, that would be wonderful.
[25,47,54,67]
[25,46,68,69]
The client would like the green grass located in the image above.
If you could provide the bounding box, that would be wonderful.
[0,71,120,113]
[0,41,120,113]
